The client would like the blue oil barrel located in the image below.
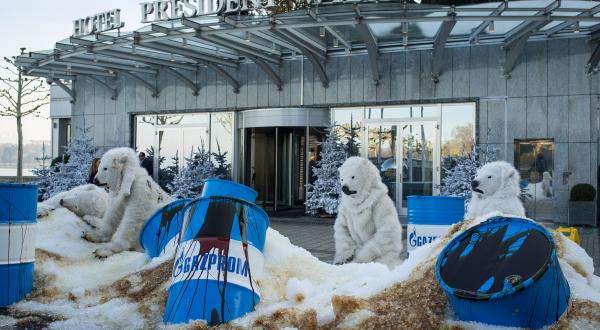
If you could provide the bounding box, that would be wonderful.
[164,184,268,325]
[0,183,37,307]
[139,198,192,258]
[436,216,571,329]
[407,196,464,252]
[201,179,258,203]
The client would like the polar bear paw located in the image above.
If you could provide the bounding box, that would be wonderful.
[82,229,111,243]
[93,246,116,259]
[333,251,355,265]
[82,215,102,229]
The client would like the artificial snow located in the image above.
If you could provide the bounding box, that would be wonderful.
[5,208,600,329]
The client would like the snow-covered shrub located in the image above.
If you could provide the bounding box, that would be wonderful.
[37,127,97,200]
[168,143,216,199]
[305,125,347,216]
[439,145,499,207]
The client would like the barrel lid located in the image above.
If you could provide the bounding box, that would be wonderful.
[436,216,553,300]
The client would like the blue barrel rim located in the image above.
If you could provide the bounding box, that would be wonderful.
[183,195,270,228]
[139,198,192,251]
[201,179,258,203]
[407,195,465,201]
[435,216,555,301]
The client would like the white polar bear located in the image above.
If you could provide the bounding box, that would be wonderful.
[333,157,404,268]
[83,147,172,258]
[466,161,526,219]
[37,184,109,219]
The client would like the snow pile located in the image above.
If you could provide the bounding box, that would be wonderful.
[3,209,600,329]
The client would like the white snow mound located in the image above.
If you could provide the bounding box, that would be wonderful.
[4,209,600,329]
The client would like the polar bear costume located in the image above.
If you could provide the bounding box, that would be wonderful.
[466,161,525,219]
[83,147,171,258]
[37,184,109,219]
[333,157,404,268]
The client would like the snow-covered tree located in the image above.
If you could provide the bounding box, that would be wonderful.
[305,125,347,216]
[32,142,54,200]
[168,143,216,199]
[212,141,231,180]
[439,145,499,206]
[40,127,96,200]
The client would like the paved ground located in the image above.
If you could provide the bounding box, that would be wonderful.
[270,217,600,276]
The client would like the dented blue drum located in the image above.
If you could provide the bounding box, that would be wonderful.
[436,216,571,329]
[163,184,268,325]
[139,198,191,258]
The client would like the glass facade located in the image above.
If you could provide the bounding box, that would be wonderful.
[332,103,476,215]
[133,112,234,191]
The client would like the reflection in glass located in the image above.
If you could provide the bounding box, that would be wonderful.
[135,115,156,154]
[401,122,436,208]
[514,139,555,221]
[332,108,363,156]
[367,124,398,204]
[157,128,180,191]
[210,112,234,179]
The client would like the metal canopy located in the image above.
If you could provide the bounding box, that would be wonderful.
[16,1,600,92]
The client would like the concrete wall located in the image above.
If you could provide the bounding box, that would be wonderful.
[71,37,599,223]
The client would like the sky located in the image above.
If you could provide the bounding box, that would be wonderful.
[0,1,144,144]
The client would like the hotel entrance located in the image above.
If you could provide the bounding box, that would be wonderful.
[237,108,330,212]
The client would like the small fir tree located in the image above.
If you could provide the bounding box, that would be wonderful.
[32,142,54,200]
[305,126,347,216]
[42,127,96,200]
[439,145,499,207]
[212,141,231,180]
[168,143,216,199]
[341,114,361,157]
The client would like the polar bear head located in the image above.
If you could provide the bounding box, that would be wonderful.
[60,185,108,218]
[95,147,140,194]
[471,161,520,199]
[338,156,387,204]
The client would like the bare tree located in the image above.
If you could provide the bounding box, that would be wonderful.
[0,48,50,182]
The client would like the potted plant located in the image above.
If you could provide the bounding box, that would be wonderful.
[568,183,597,226]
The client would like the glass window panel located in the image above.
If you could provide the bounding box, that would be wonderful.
[401,122,436,208]
[332,108,364,157]
[514,139,556,222]
[157,113,209,126]
[135,115,156,154]
[441,103,476,158]
[366,124,398,204]
[210,112,234,179]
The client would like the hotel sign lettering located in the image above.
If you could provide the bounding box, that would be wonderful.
[140,0,277,23]
[72,9,124,37]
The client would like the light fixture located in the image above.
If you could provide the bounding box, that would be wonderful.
[108,70,114,75]
[271,42,276,53]
[182,38,188,48]
[403,34,408,47]
[402,22,409,35]
[66,64,71,71]
[574,21,580,33]
[132,44,136,54]
[93,54,98,62]
[346,47,350,55]
[245,31,251,42]
[319,26,326,38]
[292,50,297,59]
[333,38,339,48]
[488,20,495,33]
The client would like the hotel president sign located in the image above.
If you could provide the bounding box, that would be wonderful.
[140,0,278,23]
[72,9,124,37]
[140,0,414,23]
